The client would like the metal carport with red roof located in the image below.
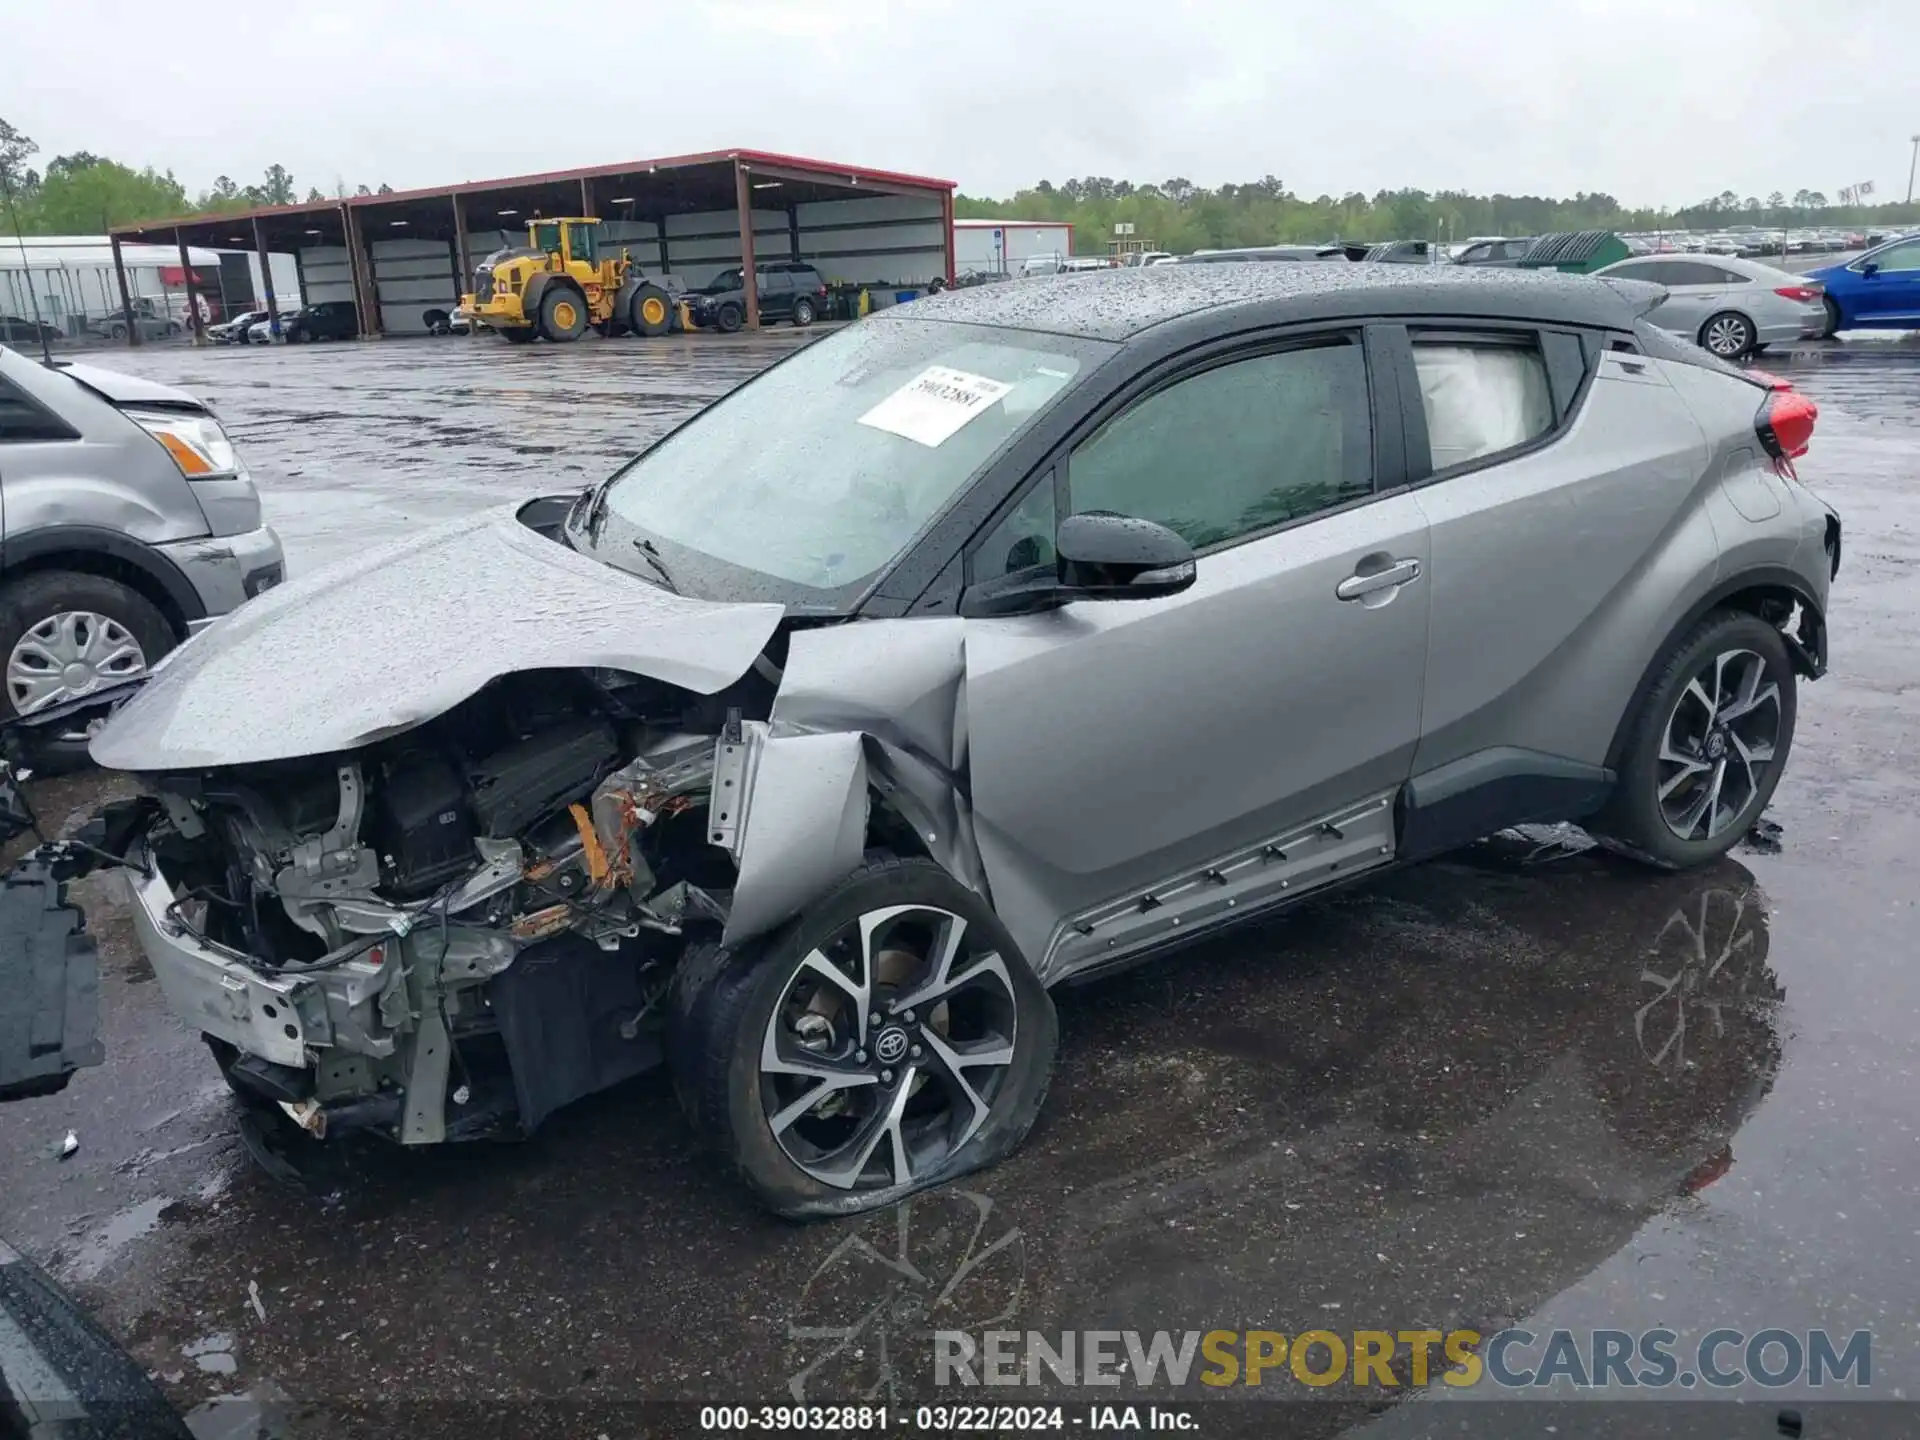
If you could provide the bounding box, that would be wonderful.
[106,148,956,342]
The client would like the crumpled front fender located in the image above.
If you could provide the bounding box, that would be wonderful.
[719,619,984,949]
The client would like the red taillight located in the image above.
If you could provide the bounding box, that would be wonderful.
[1758,387,1818,466]
[1774,285,1820,302]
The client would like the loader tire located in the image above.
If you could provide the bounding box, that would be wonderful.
[630,285,672,338]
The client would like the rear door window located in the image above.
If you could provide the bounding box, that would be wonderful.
[1410,333,1555,473]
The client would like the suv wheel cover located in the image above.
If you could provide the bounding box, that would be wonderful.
[7,612,149,715]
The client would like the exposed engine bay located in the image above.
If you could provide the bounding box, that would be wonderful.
[132,665,783,1145]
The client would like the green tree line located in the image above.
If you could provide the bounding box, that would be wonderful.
[0,117,391,234]
[957,175,1920,254]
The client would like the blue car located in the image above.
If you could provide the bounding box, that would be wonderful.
[1808,233,1920,335]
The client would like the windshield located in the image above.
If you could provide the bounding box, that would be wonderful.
[586,316,1115,607]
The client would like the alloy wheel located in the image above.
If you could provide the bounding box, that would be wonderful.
[1656,648,1781,842]
[6,611,149,715]
[759,904,1019,1191]
[1703,315,1751,358]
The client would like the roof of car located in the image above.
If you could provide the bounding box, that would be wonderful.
[897,262,1650,342]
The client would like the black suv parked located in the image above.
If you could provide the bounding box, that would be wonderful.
[688,263,826,331]
[284,300,360,342]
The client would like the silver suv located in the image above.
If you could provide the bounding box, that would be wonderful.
[0,346,285,761]
[20,265,1838,1218]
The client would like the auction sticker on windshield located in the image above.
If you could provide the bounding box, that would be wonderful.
[858,366,1014,448]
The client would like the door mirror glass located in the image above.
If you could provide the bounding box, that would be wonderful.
[1861,261,1879,277]
[1055,511,1195,597]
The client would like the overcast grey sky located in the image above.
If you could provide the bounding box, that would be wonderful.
[10,0,1914,207]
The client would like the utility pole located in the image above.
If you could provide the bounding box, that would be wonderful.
[1908,135,1919,207]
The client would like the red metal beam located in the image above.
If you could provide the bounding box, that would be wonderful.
[111,150,954,239]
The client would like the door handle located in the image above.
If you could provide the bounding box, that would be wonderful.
[1336,558,1421,601]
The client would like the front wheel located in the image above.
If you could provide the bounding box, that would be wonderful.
[499,326,537,345]
[713,301,744,334]
[1594,610,1797,870]
[673,857,1057,1218]
[630,284,672,337]
[539,288,587,342]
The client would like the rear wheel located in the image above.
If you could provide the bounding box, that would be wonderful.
[714,301,744,334]
[539,288,588,343]
[791,296,817,327]
[1595,610,1797,870]
[673,857,1057,1218]
[1699,311,1755,360]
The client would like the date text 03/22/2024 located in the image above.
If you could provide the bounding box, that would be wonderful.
[698,1405,1194,1431]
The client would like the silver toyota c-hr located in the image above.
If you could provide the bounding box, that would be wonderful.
[19,263,1840,1218]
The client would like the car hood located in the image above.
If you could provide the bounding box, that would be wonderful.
[57,361,205,410]
[89,505,785,770]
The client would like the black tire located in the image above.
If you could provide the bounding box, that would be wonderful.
[672,857,1057,1218]
[630,284,672,338]
[713,301,744,334]
[1594,610,1797,871]
[500,327,537,345]
[1698,311,1756,360]
[423,309,450,335]
[790,296,816,328]
[539,286,588,343]
[0,571,176,771]
[107,323,127,342]
[1821,297,1842,340]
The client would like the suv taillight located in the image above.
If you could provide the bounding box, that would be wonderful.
[1757,387,1818,468]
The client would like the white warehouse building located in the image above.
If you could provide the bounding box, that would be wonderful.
[954,218,1074,275]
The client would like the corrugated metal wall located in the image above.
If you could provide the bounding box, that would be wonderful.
[370,238,457,334]
[797,195,946,286]
[297,246,356,306]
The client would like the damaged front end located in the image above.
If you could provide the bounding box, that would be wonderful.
[121,666,766,1145]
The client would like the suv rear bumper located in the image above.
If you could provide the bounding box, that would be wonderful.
[156,522,285,629]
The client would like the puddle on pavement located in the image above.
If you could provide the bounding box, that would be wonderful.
[61,1194,177,1282]
[183,1331,239,1376]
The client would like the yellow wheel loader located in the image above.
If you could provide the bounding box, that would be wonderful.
[459,217,677,343]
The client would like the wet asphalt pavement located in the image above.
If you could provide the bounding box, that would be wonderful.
[2,328,1918,1438]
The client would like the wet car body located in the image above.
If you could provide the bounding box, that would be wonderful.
[50,264,1839,1218]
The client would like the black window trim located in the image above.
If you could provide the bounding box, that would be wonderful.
[1394,321,1597,488]
[953,320,1401,593]
[0,375,81,444]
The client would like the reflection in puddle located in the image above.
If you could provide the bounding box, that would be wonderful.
[786,1191,1027,1404]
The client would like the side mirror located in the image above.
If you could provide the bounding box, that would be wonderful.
[1862,261,1879,277]
[957,511,1196,619]
[1055,511,1196,599]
